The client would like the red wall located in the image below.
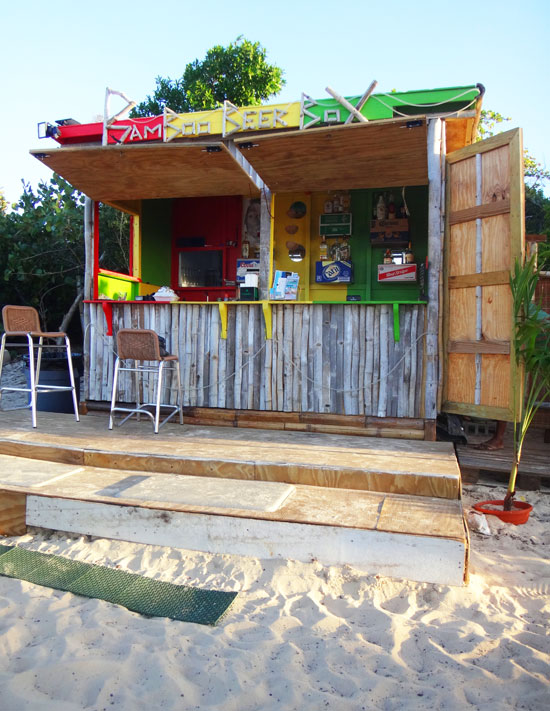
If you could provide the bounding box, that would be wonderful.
[171,196,242,301]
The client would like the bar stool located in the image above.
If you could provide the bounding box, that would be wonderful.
[0,305,80,428]
[109,328,183,433]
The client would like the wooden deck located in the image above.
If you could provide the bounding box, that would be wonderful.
[0,410,461,499]
[456,424,550,489]
[0,410,468,586]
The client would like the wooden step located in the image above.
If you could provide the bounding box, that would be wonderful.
[0,453,468,586]
[0,411,461,499]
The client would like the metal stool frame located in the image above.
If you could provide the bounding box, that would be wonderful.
[0,305,80,428]
[109,328,183,434]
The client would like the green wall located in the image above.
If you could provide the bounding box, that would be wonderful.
[140,199,173,286]
[343,187,428,302]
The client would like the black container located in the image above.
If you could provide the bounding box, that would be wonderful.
[24,352,82,414]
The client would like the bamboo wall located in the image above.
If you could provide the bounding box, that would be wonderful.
[86,302,426,418]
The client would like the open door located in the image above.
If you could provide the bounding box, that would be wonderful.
[442,128,525,421]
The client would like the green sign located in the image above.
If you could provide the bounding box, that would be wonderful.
[319,212,352,236]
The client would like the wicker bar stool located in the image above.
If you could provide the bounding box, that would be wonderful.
[0,305,80,428]
[109,328,183,434]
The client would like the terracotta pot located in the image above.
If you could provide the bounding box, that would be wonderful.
[473,500,533,525]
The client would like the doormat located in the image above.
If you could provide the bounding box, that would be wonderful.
[0,545,237,626]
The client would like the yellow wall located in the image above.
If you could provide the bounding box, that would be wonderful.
[271,193,311,300]
[308,191,348,302]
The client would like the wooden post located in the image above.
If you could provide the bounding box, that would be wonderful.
[83,197,94,402]
[424,118,443,422]
[259,188,272,300]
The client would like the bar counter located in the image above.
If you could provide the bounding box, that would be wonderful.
[84,300,428,419]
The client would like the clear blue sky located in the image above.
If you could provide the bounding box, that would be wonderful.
[1,0,548,204]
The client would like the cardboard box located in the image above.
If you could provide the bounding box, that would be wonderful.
[370,218,409,246]
[377,263,417,282]
[236,259,260,283]
[315,260,353,283]
[239,286,259,301]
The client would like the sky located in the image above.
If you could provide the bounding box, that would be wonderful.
[1,0,549,205]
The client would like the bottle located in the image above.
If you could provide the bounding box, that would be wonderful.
[340,236,351,262]
[387,193,396,219]
[241,237,250,259]
[376,194,386,221]
[319,236,328,260]
[383,248,393,264]
[324,199,333,214]
[404,242,414,263]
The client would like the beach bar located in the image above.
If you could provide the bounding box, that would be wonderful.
[30,82,524,438]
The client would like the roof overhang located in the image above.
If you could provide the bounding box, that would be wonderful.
[235,117,429,192]
[30,142,261,201]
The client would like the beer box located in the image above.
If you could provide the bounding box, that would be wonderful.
[370,218,409,246]
[377,263,417,282]
[315,260,353,283]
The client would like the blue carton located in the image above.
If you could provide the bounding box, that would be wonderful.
[315,260,353,284]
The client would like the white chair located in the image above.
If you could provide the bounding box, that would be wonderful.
[0,305,80,428]
[109,328,183,434]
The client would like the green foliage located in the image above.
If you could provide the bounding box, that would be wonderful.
[525,186,550,240]
[523,152,550,189]
[506,243,550,507]
[476,109,511,140]
[131,76,190,116]
[132,37,284,117]
[0,176,129,336]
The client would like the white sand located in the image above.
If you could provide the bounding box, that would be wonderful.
[0,484,548,711]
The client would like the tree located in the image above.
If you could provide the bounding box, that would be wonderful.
[0,176,129,337]
[131,37,284,117]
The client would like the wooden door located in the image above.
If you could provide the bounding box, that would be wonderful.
[442,128,524,421]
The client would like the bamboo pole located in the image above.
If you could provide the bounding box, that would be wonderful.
[325,86,368,123]
[424,118,443,421]
[259,188,272,300]
[82,197,94,402]
[344,80,377,124]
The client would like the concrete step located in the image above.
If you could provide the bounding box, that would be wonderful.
[0,453,467,586]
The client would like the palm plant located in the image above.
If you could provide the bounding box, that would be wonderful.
[505,243,550,509]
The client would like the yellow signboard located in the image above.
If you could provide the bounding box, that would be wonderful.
[165,101,301,141]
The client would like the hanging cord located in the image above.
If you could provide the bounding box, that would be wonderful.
[270,330,428,394]
[378,87,477,108]
[372,94,477,119]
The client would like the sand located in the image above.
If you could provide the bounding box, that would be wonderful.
[0,483,548,711]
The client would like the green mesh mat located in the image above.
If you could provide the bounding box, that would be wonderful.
[0,546,237,626]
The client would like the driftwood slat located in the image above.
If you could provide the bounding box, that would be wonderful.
[84,303,427,419]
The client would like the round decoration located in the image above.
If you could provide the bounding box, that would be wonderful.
[286,201,307,219]
[285,224,299,235]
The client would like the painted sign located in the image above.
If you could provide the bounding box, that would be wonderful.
[165,101,301,141]
[107,116,164,144]
[51,85,481,146]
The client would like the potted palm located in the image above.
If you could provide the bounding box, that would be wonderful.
[475,243,550,524]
